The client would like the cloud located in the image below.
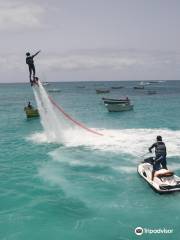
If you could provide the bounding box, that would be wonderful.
[38,50,180,73]
[0,54,24,71]
[39,53,143,71]
[0,1,45,31]
[0,50,144,73]
[0,49,180,79]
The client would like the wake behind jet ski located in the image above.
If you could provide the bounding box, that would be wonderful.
[138,157,180,193]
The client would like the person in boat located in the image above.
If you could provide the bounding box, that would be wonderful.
[148,135,167,180]
[26,50,41,85]
[125,97,130,103]
[27,102,33,109]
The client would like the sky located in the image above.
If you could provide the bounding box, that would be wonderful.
[0,0,180,82]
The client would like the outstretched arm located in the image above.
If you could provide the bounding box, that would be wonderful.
[32,50,41,58]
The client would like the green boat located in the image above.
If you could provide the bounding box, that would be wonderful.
[24,107,39,118]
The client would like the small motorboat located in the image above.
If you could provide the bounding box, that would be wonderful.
[103,97,133,112]
[134,86,144,89]
[48,89,61,93]
[149,81,161,84]
[96,89,110,94]
[105,103,133,112]
[42,82,49,86]
[138,158,180,193]
[24,106,39,118]
[102,97,130,104]
[111,86,124,89]
[139,81,150,86]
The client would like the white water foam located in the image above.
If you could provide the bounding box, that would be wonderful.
[29,128,180,158]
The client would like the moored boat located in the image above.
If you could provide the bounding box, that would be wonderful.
[105,102,133,112]
[140,81,150,86]
[102,97,130,104]
[149,81,162,84]
[111,86,124,89]
[103,97,133,112]
[42,82,49,86]
[24,107,39,118]
[48,89,61,92]
[134,86,144,89]
[96,89,110,94]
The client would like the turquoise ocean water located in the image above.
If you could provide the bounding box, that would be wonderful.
[0,80,180,240]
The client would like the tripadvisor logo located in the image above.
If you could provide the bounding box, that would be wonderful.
[134,226,173,236]
[135,227,143,236]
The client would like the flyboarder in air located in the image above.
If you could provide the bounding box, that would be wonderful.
[26,50,41,86]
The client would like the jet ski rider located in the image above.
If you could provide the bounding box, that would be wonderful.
[148,136,167,180]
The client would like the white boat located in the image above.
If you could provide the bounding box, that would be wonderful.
[102,97,130,104]
[48,89,61,93]
[103,97,133,112]
[140,81,150,86]
[42,82,49,86]
[138,158,180,193]
[105,102,133,112]
[149,81,164,84]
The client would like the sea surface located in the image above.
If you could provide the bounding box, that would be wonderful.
[0,80,180,240]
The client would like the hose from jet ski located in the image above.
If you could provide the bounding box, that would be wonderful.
[140,152,150,158]
[48,95,104,136]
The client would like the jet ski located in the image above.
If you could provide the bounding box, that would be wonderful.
[138,157,180,193]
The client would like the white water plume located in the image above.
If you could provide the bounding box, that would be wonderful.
[33,81,78,142]
[32,81,101,144]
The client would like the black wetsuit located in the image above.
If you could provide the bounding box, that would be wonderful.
[28,103,33,109]
[26,56,36,81]
[149,141,167,169]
